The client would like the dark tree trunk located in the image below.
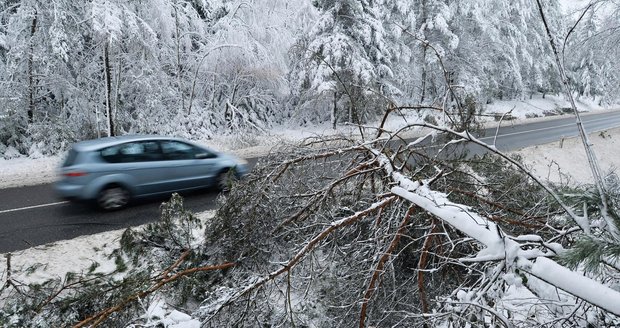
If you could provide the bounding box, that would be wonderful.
[27,9,37,123]
[332,91,337,129]
[104,40,114,136]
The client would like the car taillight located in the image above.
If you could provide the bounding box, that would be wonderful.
[64,171,87,177]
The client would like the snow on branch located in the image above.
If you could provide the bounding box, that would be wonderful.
[366,136,620,316]
[528,257,620,316]
[393,122,591,234]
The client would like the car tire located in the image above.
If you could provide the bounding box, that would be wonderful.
[97,185,130,210]
[216,169,236,192]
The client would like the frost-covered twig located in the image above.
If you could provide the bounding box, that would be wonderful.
[274,163,380,230]
[493,107,515,147]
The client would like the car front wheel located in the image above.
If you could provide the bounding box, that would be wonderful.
[97,185,130,210]
[216,169,236,192]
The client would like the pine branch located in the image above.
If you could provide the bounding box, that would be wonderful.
[359,205,416,328]
[208,196,398,322]
[72,258,234,328]
[535,0,619,240]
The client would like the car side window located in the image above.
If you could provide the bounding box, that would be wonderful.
[101,141,163,163]
[100,145,123,163]
[140,141,164,161]
[161,141,211,160]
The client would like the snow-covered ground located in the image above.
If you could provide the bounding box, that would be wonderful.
[516,127,620,185]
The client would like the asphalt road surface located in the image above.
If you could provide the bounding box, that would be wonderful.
[1,110,620,253]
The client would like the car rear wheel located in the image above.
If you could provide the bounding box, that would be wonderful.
[97,185,130,210]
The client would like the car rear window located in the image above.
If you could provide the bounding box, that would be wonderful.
[62,149,79,167]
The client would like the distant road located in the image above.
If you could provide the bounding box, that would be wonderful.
[479,110,620,151]
[1,110,620,253]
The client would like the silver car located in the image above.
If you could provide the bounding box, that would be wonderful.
[55,135,248,210]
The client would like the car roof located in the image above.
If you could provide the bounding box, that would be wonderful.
[72,135,188,152]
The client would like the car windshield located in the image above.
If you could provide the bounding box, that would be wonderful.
[161,140,207,160]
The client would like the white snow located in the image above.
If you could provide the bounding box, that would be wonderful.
[0,228,120,287]
[0,156,62,189]
[0,210,214,289]
[138,297,202,328]
[515,127,620,185]
[530,257,620,316]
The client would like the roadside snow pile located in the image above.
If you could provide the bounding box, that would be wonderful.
[0,210,215,293]
[485,94,606,119]
[0,156,62,189]
[0,229,120,288]
[515,127,620,185]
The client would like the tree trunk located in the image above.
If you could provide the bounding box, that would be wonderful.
[27,8,37,123]
[104,40,114,137]
[419,0,427,103]
[332,92,337,129]
[420,45,427,103]
[113,56,122,133]
[174,3,185,113]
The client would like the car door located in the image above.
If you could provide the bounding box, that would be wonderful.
[100,141,175,196]
[160,140,218,190]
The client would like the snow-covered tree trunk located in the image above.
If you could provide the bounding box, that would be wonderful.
[332,91,337,129]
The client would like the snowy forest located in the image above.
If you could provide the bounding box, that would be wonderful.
[3,0,620,327]
[0,0,619,155]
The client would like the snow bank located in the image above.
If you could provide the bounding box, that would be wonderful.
[0,156,62,189]
[484,94,607,120]
[0,211,215,287]
[514,127,620,185]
